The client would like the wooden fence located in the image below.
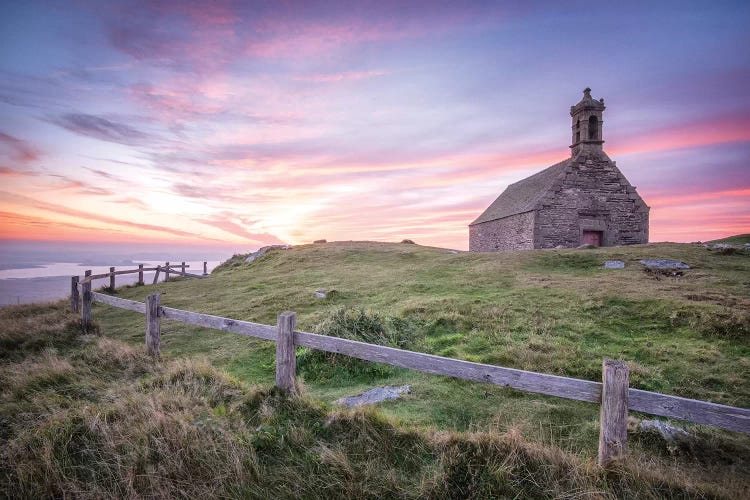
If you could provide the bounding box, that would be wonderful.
[75,289,750,468]
[71,261,208,314]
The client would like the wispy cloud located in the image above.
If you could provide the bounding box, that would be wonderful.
[293,70,392,83]
[49,113,153,146]
[192,212,284,245]
[0,132,42,175]
[0,191,214,241]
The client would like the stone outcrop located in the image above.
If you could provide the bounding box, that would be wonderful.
[245,245,290,263]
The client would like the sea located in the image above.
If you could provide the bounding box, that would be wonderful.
[0,260,224,306]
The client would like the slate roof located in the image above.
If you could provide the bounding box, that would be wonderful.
[469,158,571,225]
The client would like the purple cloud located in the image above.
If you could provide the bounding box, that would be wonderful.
[50,113,151,146]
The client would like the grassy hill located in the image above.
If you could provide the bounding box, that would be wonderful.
[708,233,750,245]
[2,241,749,497]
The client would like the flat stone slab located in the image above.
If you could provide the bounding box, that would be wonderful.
[639,259,690,269]
[603,260,625,269]
[639,420,690,441]
[336,385,410,408]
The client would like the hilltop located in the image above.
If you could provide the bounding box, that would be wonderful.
[2,241,749,497]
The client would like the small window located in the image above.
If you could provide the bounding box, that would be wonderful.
[588,116,598,140]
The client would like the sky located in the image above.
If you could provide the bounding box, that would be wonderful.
[0,0,748,253]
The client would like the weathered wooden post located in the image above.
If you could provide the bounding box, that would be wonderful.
[165,261,170,281]
[598,358,630,467]
[153,266,161,284]
[181,261,186,275]
[109,266,115,291]
[70,276,79,313]
[203,261,208,276]
[276,311,297,394]
[137,264,144,285]
[81,270,92,332]
[145,293,161,357]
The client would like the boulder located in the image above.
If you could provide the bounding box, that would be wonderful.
[637,420,691,454]
[400,239,415,244]
[336,385,411,407]
[577,244,596,249]
[603,260,625,269]
[313,239,327,244]
[245,245,290,263]
[639,259,690,269]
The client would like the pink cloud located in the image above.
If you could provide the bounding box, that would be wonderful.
[293,70,392,83]
[0,132,42,175]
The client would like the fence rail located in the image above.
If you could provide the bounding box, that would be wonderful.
[80,290,750,467]
[72,261,208,293]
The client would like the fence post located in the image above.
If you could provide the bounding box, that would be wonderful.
[276,311,297,394]
[81,270,92,332]
[153,266,161,284]
[203,261,207,276]
[165,261,170,281]
[109,266,115,291]
[138,264,144,285]
[70,276,79,313]
[598,358,629,467]
[145,293,161,357]
[181,261,186,274]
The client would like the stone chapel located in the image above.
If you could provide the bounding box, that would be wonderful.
[469,88,649,252]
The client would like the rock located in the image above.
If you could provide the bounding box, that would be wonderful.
[313,239,327,244]
[554,245,566,249]
[336,385,410,407]
[603,260,624,269]
[447,249,459,254]
[639,259,690,269]
[712,243,733,249]
[245,245,290,263]
[314,289,338,299]
[638,420,691,454]
[577,244,596,249]
[400,239,415,244]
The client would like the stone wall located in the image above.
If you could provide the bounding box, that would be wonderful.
[534,150,649,248]
[469,211,535,252]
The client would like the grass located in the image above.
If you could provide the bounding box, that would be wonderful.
[708,234,750,245]
[1,301,748,498]
[1,240,749,497]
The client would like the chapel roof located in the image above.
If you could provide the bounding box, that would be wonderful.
[469,158,570,225]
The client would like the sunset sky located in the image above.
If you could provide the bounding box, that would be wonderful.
[1,0,748,252]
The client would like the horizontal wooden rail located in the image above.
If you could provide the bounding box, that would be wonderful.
[91,292,146,313]
[164,264,190,269]
[162,269,205,279]
[294,330,602,403]
[86,294,750,435]
[81,268,159,283]
[159,306,275,340]
[629,388,750,434]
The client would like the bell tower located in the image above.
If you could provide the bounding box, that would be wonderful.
[570,87,605,155]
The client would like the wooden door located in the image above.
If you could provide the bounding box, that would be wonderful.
[582,230,602,247]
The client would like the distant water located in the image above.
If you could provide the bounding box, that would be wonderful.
[0,260,222,306]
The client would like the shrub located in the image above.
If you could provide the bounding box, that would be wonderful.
[297,307,421,381]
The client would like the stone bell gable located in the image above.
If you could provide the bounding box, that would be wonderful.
[469,88,649,252]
